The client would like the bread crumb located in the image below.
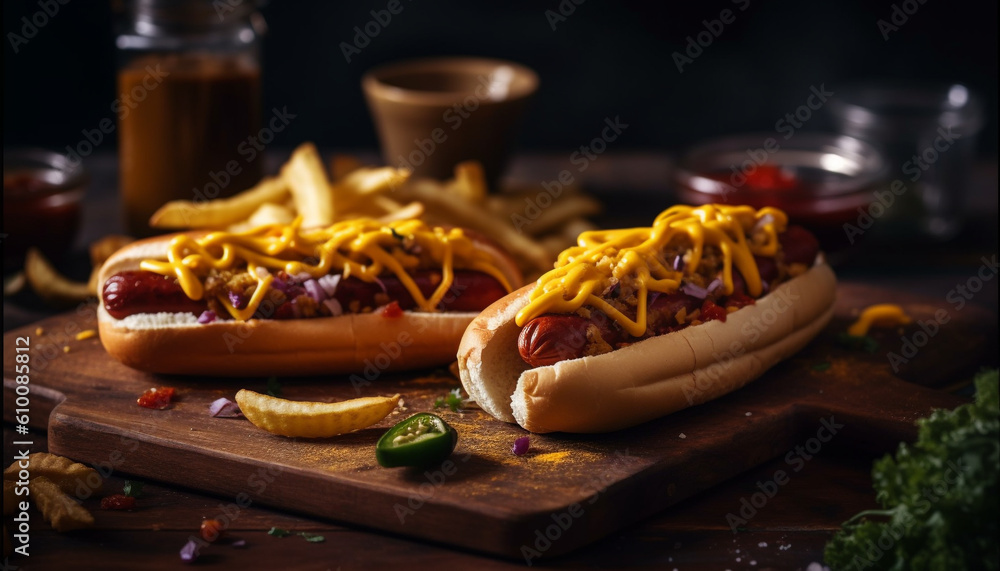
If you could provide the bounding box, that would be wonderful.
[758,541,767,547]
[750,561,757,566]
[746,412,752,416]
[678,433,687,439]
[35,327,45,336]
[62,345,71,353]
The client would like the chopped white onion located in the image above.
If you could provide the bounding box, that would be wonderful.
[303,279,325,303]
[680,282,709,299]
[317,274,341,297]
[323,298,344,317]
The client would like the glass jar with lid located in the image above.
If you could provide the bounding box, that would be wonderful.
[115,0,266,236]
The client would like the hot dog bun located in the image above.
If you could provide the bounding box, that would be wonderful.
[98,231,521,377]
[457,257,836,433]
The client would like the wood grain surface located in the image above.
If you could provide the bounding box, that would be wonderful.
[3,282,993,561]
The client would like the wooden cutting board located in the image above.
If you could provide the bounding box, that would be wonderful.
[3,282,995,561]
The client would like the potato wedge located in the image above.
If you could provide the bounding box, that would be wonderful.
[282,143,336,228]
[25,248,93,307]
[150,176,288,229]
[236,389,401,438]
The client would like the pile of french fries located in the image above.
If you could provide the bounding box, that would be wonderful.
[150,142,601,278]
[9,142,602,307]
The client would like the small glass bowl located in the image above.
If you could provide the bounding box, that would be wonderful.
[673,133,888,253]
[3,148,88,269]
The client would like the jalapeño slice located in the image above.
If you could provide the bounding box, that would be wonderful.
[376,413,457,468]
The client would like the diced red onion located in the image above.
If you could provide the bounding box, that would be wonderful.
[254,267,271,279]
[209,397,242,418]
[707,278,723,293]
[180,539,200,564]
[323,298,344,317]
[270,277,289,293]
[303,279,325,303]
[512,436,530,456]
[228,290,246,309]
[317,274,341,297]
[197,310,216,324]
[373,276,388,293]
[293,272,313,283]
[672,255,684,271]
[231,539,247,548]
[680,282,709,299]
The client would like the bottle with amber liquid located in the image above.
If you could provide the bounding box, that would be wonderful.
[116,0,265,236]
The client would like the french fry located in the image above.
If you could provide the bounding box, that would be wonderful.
[4,452,101,495]
[329,154,364,181]
[236,389,401,438]
[282,143,336,228]
[337,166,411,202]
[149,176,288,229]
[511,193,602,237]
[376,201,425,223]
[24,248,93,307]
[247,202,296,228]
[28,477,94,532]
[89,235,135,268]
[446,161,488,203]
[3,272,26,296]
[400,181,554,273]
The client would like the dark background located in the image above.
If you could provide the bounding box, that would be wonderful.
[3,0,997,156]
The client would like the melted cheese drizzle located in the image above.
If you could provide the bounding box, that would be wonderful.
[847,304,912,337]
[140,218,513,321]
[515,204,788,337]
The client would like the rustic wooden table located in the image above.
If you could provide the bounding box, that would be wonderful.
[3,152,996,570]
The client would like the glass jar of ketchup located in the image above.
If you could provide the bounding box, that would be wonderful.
[3,148,87,270]
[674,133,888,256]
[115,0,266,236]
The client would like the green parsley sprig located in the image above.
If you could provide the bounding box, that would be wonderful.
[824,369,999,570]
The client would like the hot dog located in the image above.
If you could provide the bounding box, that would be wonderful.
[457,204,836,433]
[97,218,522,376]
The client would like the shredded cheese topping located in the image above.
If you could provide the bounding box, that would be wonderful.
[140,217,513,321]
[515,204,788,336]
[847,304,912,337]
